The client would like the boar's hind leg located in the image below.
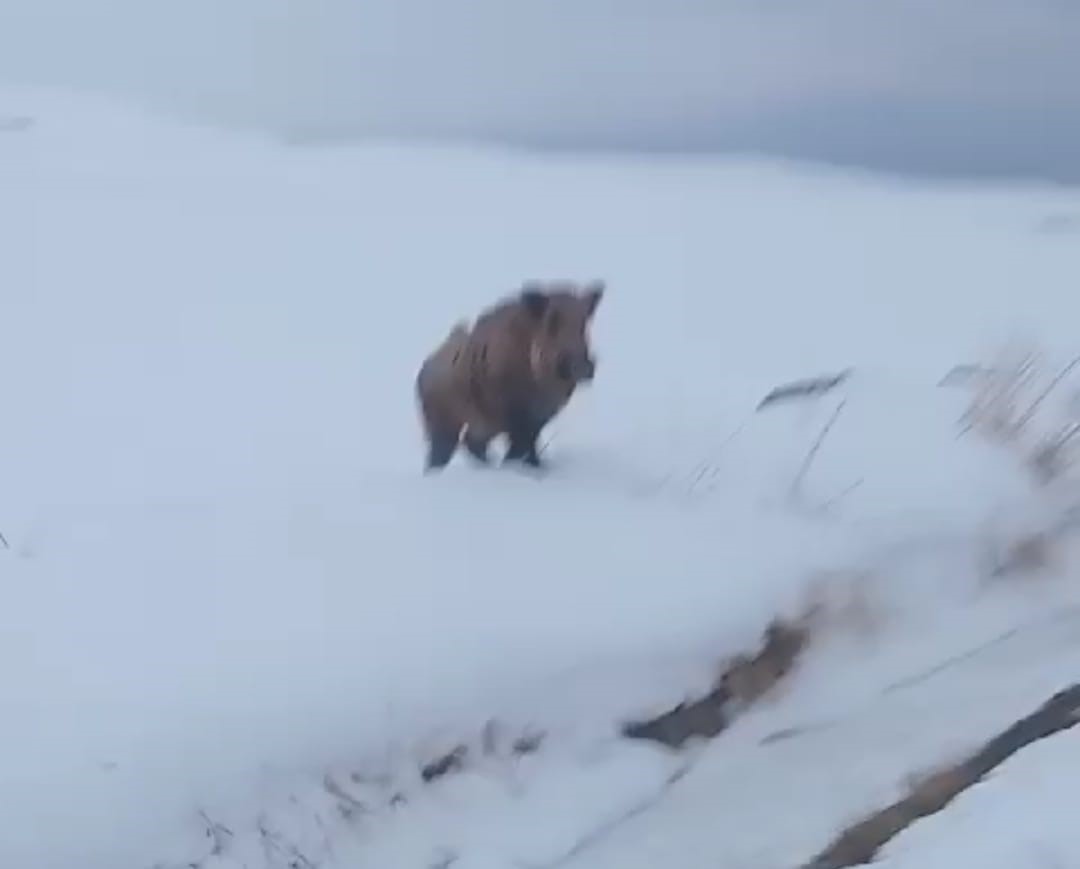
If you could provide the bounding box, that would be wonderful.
[425,432,458,471]
[419,397,461,472]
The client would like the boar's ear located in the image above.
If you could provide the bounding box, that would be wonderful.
[520,287,550,319]
[583,281,605,318]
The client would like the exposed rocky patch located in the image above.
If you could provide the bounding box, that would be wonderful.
[798,682,1080,869]
[620,617,810,749]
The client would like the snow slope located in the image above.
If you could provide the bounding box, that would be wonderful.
[2,86,1080,869]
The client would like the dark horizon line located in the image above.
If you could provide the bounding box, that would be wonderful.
[280,123,1080,190]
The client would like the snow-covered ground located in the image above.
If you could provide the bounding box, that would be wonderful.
[3,86,1080,869]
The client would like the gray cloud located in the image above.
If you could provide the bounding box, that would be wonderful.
[2,0,1080,182]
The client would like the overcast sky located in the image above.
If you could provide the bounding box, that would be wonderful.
[2,0,1080,182]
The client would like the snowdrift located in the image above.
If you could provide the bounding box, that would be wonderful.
[2,86,1080,869]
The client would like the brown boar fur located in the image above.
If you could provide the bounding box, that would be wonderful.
[415,280,604,471]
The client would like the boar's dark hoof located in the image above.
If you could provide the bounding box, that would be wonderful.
[504,443,543,468]
[464,436,492,465]
[425,436,457,471]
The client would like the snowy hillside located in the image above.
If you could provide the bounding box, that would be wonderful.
[2,87,1080,869]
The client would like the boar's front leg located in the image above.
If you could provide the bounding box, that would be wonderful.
[463,417,496,465]
[504,406,544,468]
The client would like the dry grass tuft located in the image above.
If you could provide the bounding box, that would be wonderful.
[953,343,1080,485]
